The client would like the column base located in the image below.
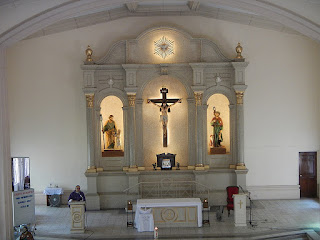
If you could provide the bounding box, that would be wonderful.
[86,166,97,173]
[236,163,246,170]
[128,166,138,172]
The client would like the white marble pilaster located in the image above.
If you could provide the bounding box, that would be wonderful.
[0,47,13,240]
[126,172,140,194]
[85,94,95,168]
[122,106,130,166]
[195,92,204,165]
[187,98,196,165]
[127,94,136,167]
[202,103,209,165]
[233,85,247,169]
[122,64,139,89]
[135,99,144,166]
[231,62,249,85]
[229,104,236,165]
[94,106,101,167]
[232,62,248,170]
[235,169,248,191]
[85,172,100,210]
[189,63,205,86]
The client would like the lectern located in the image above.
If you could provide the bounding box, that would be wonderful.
[232,194,247,227]
[69,201,86,233]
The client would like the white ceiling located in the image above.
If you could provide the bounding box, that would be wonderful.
[0,0,319,46]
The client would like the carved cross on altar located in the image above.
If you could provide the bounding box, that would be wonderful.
[238,200,243,209]
[147,88,181,147]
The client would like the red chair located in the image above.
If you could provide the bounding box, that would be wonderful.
[226,186,239,216]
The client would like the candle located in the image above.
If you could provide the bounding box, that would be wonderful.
[154,227,158,239]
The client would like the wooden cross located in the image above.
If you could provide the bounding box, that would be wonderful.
[147,88,181,147]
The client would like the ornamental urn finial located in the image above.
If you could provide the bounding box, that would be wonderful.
[235,42,243,59]
[85,45,93,64]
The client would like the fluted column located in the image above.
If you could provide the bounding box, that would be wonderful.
[229,104,236,165]
[187,98,196,165]
[127,94,136,167]
[0,47,13,240]
[86,94,95,168]
[234,88,246,170]
[122,106,130,166]
[135,98,144,166]
[195,92,204,165]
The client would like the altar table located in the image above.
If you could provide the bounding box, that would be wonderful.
[135,198,202,228]
[43,187,64,206]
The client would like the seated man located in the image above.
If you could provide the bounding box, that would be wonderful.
[68,185,86,202]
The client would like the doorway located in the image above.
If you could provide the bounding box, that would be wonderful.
[299,152,317,198]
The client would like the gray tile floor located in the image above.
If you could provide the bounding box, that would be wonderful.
[28,199,320,240]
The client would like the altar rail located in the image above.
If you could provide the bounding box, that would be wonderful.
[123,180,210,202]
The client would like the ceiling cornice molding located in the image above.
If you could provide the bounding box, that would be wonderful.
[0,0,319,48]
[216,0,320,42]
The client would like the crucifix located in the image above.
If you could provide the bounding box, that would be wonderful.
[147,87,181,147]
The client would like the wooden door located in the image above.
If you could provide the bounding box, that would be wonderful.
[299,152,317,198]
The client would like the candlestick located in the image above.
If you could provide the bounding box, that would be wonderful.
[154,227,158,239]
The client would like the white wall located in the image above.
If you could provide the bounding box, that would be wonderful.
[7,16,320,193]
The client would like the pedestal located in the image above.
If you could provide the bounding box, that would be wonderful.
[233,194,246,227]
[102,150,124,157]
[69,201,86,233]
[209,147,226,154]
[85,172,100,210]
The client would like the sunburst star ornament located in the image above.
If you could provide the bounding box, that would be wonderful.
[154,36,174,59]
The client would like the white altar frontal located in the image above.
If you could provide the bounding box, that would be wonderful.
[81,26,249,210]
[135,198,202,228]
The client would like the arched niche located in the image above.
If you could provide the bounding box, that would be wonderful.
[207,94,230,153]
[142,75,188,167]
[100,96,124,154]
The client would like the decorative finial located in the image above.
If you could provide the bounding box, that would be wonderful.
[85,45,93,63]
[235,43,244,61]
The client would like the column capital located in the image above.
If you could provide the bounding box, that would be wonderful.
[85,94,94,108]
[194,92,203,106]
[233,85,247,105]
[235,91,244,105]
[127,94,136,106]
